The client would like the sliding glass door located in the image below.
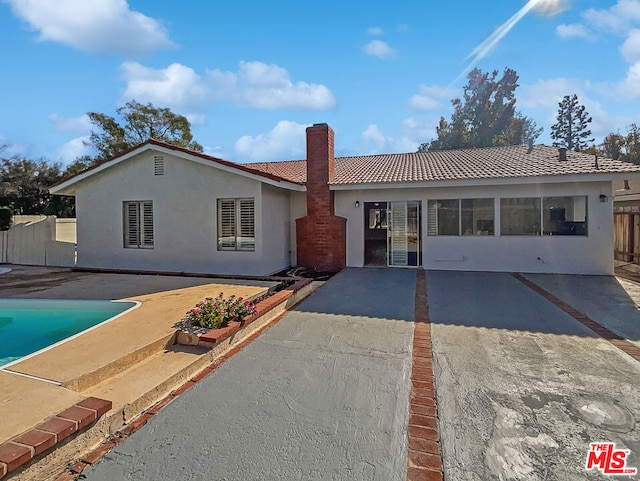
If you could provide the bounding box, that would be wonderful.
[388,201,421,267]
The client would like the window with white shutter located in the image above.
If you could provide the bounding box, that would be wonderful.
[217,198,255,251]
[123,201,154,248]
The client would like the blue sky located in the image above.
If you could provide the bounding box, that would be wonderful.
[1,0,639,165]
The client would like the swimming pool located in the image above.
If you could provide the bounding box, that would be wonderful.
[0,299,138,368]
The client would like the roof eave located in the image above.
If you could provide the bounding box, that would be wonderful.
[50,143,306,195]
[329,171,640,191]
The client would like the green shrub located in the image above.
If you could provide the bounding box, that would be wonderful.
[0,207,10,231]
[186,293,257,329]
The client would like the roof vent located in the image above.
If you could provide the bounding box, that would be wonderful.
[558,147,567,161]
[154,156,165,176]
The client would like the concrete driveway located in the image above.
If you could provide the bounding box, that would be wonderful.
[83,268,416,481]
[427,271,640,481]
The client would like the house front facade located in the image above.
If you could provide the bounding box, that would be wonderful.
[51,123,640,276]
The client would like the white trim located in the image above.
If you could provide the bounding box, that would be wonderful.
[0,300,141,371]
[50,144,306,195]
[329,171,640,191]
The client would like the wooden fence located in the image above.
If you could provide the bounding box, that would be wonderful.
[614,212,640,263]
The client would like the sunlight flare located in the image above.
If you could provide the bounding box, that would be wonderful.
[455,0,567,83]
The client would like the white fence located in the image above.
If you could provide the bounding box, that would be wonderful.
[0,216,76,267]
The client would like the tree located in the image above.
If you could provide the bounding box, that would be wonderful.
[550,94,594,151]
[626,124,640,165]
[0,155,65,215]
[87,100,203,161]
[601,133,625,160]
[418,68,541,152]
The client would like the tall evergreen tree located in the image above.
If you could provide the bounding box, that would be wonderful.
[418,68,541,152]
[550,94,594,151]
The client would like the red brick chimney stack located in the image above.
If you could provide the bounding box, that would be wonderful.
[295,124,347,272]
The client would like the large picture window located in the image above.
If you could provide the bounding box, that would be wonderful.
[217,198,255,251]
[427,199,494,236]
[501,196,588,236]
[123,201,154,248]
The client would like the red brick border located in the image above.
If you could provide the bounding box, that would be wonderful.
[513,273,640,363]
[51,282,317,481]
[407,269,444,481]
[183,278,312,346]
[0,397,111,479]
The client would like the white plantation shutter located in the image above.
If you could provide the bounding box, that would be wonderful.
[238,199,255,250]
[427,201,438,236]
[123,201,153,248]
[124,202,140,247]
[141,201,154,247]
[390,201,408,266]
[218,200,237,249]
[217,198,255,251]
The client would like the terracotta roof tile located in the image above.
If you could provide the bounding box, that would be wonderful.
[249,145,640,185]
[243,160,307,184]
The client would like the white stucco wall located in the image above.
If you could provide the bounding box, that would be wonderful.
[74,151,292,276]
[261,184,293,274]
[334,180,614,275]
[289,191,307,266]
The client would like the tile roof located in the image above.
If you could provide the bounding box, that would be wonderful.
[243,160,307,184]
[246,145,640,186]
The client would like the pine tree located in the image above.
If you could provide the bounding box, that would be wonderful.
[418,68,541,152]
[550,94,594,151]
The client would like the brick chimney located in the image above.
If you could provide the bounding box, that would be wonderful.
[295,124,347,272]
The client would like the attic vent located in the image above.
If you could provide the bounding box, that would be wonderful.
[154,156,165,176]
[558,148,567,162]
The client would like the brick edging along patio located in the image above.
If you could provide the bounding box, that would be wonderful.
[0,397,112,479]
[406,269,444,481]
[0,275,313,481]
[49,276,317,481]
[513,273,640,363]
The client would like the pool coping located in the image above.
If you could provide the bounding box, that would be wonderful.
[0,300,141,372]
[0,275,314,480]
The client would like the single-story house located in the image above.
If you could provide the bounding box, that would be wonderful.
[51,123,640,276]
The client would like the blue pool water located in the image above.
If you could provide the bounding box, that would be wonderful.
[0,299,137,367]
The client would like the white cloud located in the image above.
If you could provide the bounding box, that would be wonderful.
[208,61,336,110]
[616,62,640,99]
[120,62,210,117]
[119,60,335,118]
[234,121,309,162]
[48,114,91,134]
[56,136,91,164]
[519,78,631,143]
[364,40,395,59]
[3,0,174,56]
[361,121,421,154]
[401,117,435,144]
[621,29,640,62]
[367,26,383,35]
[362,124,386,150]
[0,135,27,157]
[203,145,227,159]
[556,23,592,39]
[518,78,587,111]
[408,85,458,111]
[583,0,640,33]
